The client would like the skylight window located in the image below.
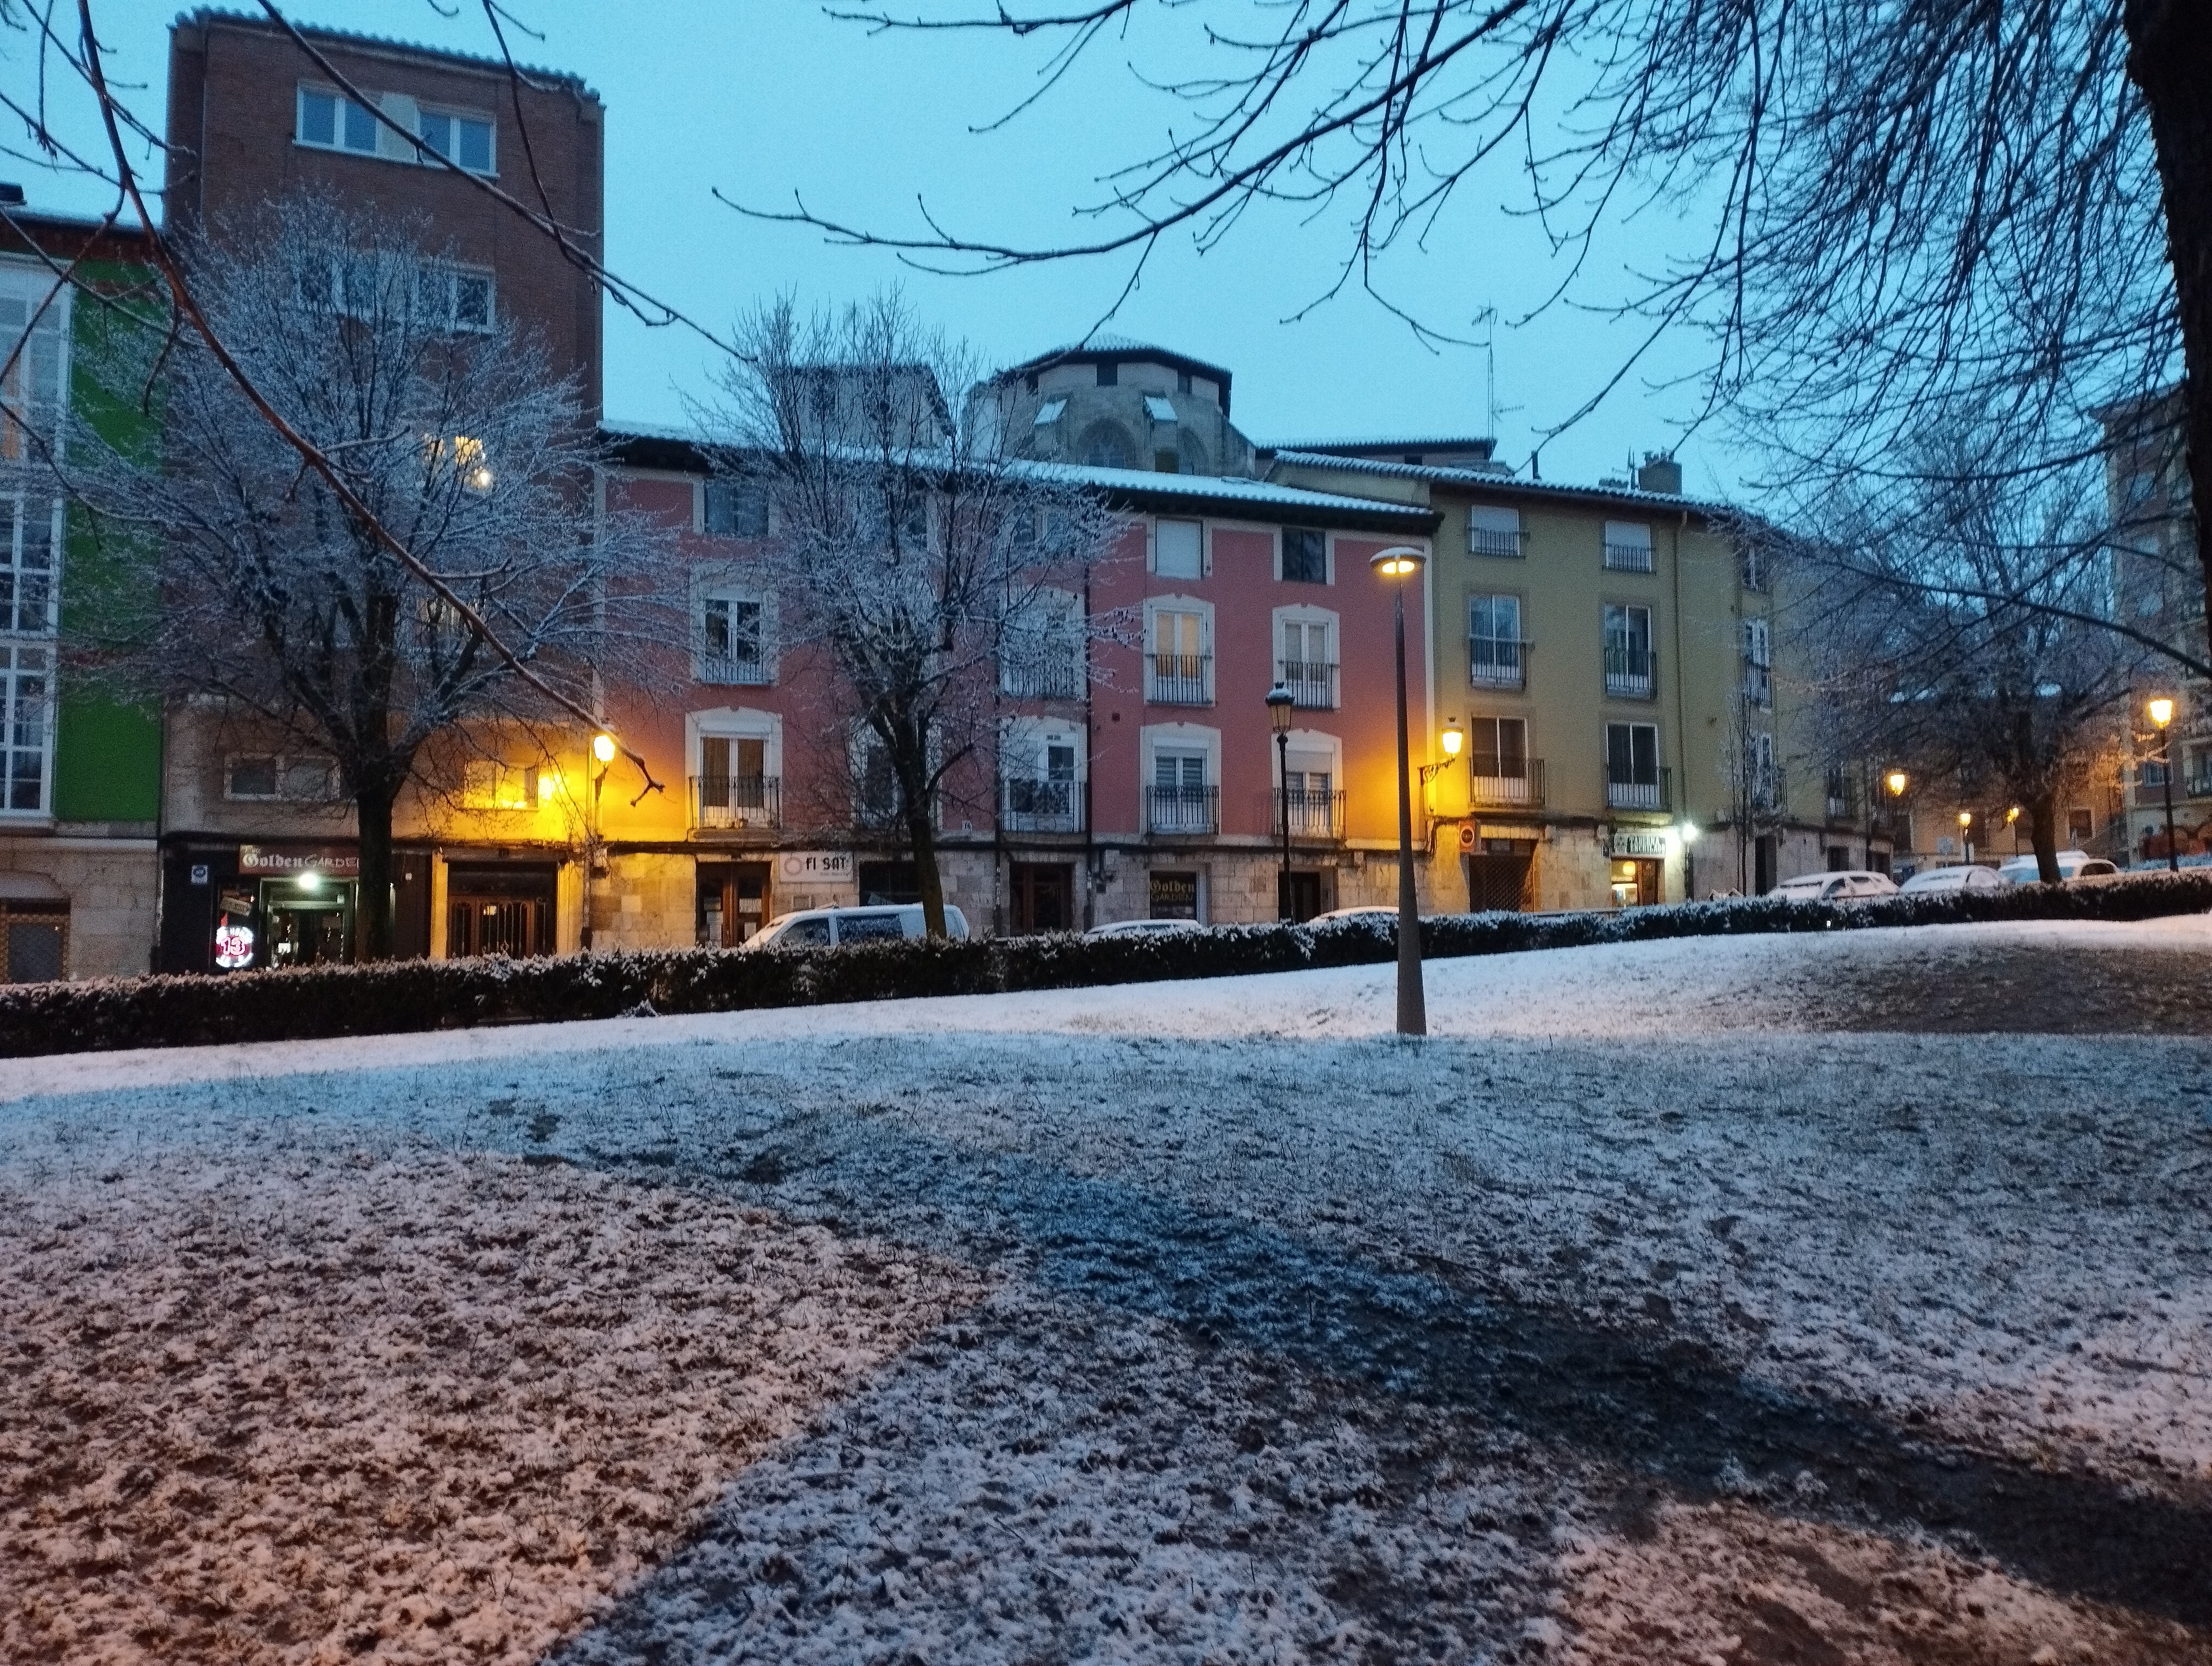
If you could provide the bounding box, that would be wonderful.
[1032,399,1067,427]
[1143,396,1178,423]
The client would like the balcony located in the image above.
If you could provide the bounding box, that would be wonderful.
[1148,651,1212,706]
[1469,528,1523,559]
[1000,774,1083,834]
[1000,656,1084,701]
[1753,764,1789,814]
[1604,646,1658,700]
[1278,658,1338,709]
[691,774,780,831]
[1147,784,1219,834]
[1469,637,1530,689]
[1467,758,1545,809]
[1744,664,1772,708]
[1605,766,1672,813]
[1824,778,1859,822]
[1603,541,1655,573]
[699,650,771,687]
[1267,787,1345,840]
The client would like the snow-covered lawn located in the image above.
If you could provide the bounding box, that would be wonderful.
[5,918,2211,1663]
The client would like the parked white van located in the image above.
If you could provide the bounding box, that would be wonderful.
[740,904,970,950]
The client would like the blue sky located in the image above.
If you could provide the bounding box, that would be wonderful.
[25,1,1743,494]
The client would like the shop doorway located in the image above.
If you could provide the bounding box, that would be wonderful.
[1277,870,1324,922]
[1464,842,1533,912]
[1009,862,1075,933]
[261,878,355,966]
[699,861,771,946]
[446,863,557,958]
[1609,857,1660,908]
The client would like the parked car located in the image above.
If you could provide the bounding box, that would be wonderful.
[741,903,969,950]
[1083,918,1208,939]
[1310,906,1400,925]
[1769,870,1900,902]
[1896,864,2005,896]
[1997,850,2119,885]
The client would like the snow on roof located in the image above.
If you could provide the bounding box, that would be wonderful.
[1268,448,1734,516]
[1011,457,1435,525]
[181,6,595,94]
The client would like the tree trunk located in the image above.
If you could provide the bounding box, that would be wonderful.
[2125,0,2212,657]
[353,785,400,962]
[2028,793,2062,885]
[906,798,947,937]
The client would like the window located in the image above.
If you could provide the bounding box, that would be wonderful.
[1748,731,1779,807]
[2,905,65,982]
[700,592,771,684]
[1031,398,1066,428]
[1154,518,1204,579]
[417,107,496,174]
[1001,726,1082,830]
[1603,520,1655,572]
[1149,747,1214,832]
[1001,588,1083,699]
[704,479,769,537]
[0,275,66,465]
[1278,616,1336,708]
[1742,616,1772,707]
[227,754,336,802]
[1144,395,1178,424]
[2140,758,2170,789]
[414,264,494,332]
[0,642,49,813]
[1280,745,1339,837]
[1178,370,1193,394]
[1,495,57,635]
[1281,527,1328,584]
[227,755,280,800]
[698,735,773,824]
[1097,362,1118,387]
[297,85,378,155]
[1468,505,1522,559]
[1740,542,1769,592]
[1468,594,1525,686]
[1468,716,1529,780]
[1149,606,1210,704]
[1605,721,1663,810]
[1603,604,1655,697]
[461,760,539,810]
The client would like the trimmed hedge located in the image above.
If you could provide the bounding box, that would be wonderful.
[6,868,2210,1060]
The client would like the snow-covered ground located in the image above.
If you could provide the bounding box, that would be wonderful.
[5,918,2211,1663]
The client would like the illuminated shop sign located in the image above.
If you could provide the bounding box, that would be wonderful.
[214,915,255,969]
[239,844,361,877]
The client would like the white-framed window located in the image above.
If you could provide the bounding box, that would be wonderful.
[1603,603,1655,697]
[1468,592,1525,687]
[1603,520,1655,572]
[1152,517,1205,579]
[696,581,776,685]
[417,105,497,175]
[1001,585,1084,700]
[1272,727,1342,838]
[1605,721,1664,810]
[1142,722,1219,834]
[1145,596,1213,705]
[704,478,770,537]
[305,251,493,334]
[0,493,59,636]
[689,707,784,830]
[1273,604,1339,708]
[416,264,495,333]
[1742,615,1772,708]
[0,267,68,466]
[1468,504,1522,559]
[224,753,338,803]
[1278,526,1329,584]
[296,84,380,156]
[1000,717,1084,831]
[461,759,541,810]
[1748,730,1779,808]
[0,641,51,815]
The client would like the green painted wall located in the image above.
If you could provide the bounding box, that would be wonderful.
[50,258,162,825]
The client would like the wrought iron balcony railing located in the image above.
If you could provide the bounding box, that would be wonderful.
[1000,774,1084,833]
[1604,645,1658,699]
[1469,638,1530,688]
[999,656,1084,701]
[698,650,771,687]
[1468,527,1524,559]
[1147,783,1219,834]
[1603,540,1655,572]
[1467,758,1545,809]
[691,774,780,830]
[1605,766,1673,813]
[1148,651,1212,706]
[1266,787,1345,840]
[1278,659,1338,709]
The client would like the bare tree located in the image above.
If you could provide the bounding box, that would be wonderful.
[712,293,1123,937]
[1789,434,2147,882]
[65,196,680,957]
[744,2,2210,657]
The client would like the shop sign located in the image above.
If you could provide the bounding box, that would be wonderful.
[1609,830,1671,858]
[779,852,851,881]
[214,915,255,969]
[240,844,360,877]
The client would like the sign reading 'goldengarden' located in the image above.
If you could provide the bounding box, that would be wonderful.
[239,844,362,877]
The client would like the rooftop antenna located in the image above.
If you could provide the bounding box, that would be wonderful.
[1473,307,1500,440]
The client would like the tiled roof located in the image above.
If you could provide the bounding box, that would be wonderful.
[1266,448,1733,517]
[178,8,596,97]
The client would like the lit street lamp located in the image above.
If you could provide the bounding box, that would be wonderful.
[586,731,618,951]
[1957,809,1973,865]
[1266,682,1296,919]
[2150,696,2179,872]
[1371,544,1428,1036]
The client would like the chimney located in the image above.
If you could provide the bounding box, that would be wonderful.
[0,184,24,207]
[1636,452,1682,495]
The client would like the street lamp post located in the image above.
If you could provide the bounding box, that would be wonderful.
[2150,697,2179,872]
[586,732,616,951]
[1266,682,1296,918]
[1371,544,1429,1036]
[1958,809,1973,866]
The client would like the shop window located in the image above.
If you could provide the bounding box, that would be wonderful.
[1,903,65,982]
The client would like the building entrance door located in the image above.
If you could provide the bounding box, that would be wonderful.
[445,863,557,958]
[1609,857,1660,908]
[261,885,355,966]
[1009,862,1075,933]
[1278,870,1323,921]
[699,861,771,946]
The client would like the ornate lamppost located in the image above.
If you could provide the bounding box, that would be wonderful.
[1266,681,1296,918]
[1370,544,1429,1036]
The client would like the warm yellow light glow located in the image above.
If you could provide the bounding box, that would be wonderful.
[2006,806,2021,824]
[297,870,321,892]
[592,733,618,765]
[1680,821,1700,842]
[2149,696,2175,729]
[538,771,559,803]
[1441,722,1464,758]
[1369,545,1426,579]
[1958,810,1973,829]
[1886,770,1908,797]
